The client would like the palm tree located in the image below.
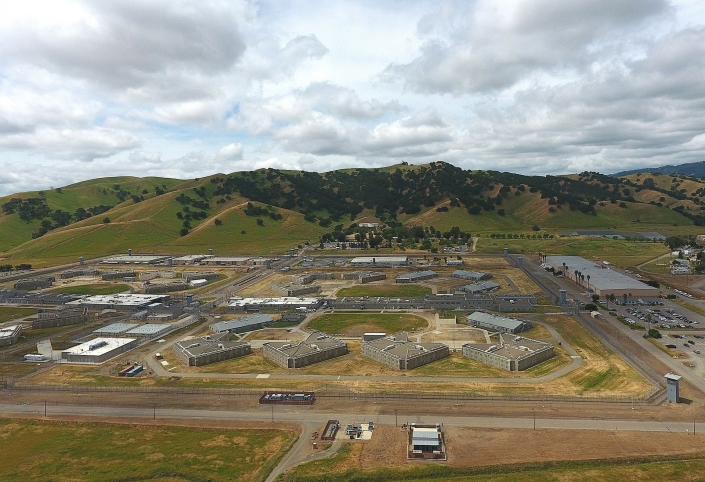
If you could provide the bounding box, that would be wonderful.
[586,274,591,291]
[575,269,579,283]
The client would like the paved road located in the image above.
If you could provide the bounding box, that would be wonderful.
[2,402,703,434]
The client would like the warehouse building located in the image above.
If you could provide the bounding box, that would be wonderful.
[228,297,323,312]
[139,270,177,281]
[61,337,138,364]
[466,311,531,333]
[93,323,138,336]
[277,283,321,296]
[341,271,386,283]
[350,256,408,267]
[201,256,252,266]
[144,280,188,294]
[263,332,348,368]
[459,281,500,294]
[209,314,274,334]
[173,334,251,366]
[102,255,171,265]
[172,255,214,265]
[545,255,660,298]
[362,332,449,370]
[462,333,554,371]
[0,325,22,346]
[451,270,492,281]
[124,323,173,339]
[60,268,99,279]
[395,270,438,284]
[14,276,55,290]
[102,269,135,280]
[66,293,170,311]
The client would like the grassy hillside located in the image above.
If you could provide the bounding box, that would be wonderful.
[0,163,699,266]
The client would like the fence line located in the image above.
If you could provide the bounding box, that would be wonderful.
[4,380,665,406]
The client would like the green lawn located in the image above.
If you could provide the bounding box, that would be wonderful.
[307,313,428,336]
[0,418,296,482]
[49,284,131,295]
[336,285,431,297]
[0,306,36,323]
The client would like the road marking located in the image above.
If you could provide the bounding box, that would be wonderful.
[256,374,270,379]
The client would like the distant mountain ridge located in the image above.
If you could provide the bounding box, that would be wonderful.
[612,160,705,178]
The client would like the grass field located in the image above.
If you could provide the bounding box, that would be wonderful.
[0,306,36,323]
[0,419,295,482]
[336,285,431,297]
[307,313,429,336]
[48,283,131,295]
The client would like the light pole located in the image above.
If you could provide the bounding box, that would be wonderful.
[395,409,398,427]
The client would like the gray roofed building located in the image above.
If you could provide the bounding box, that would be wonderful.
[466,311,531,333]
[361,332,449,370]
[124,323,173,339]
[459,281,500,293]
[462,333,554,371]
[350,256,408,267]
[395,270,438,284]
[262,331,347,368]
[93,323,138,336]
[451,270,491,281]
[173,334,251,366]
[209,314,274,334]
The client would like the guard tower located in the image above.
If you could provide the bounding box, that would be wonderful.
[665,373,681,403]
[559,290,567,305]
[503,247,509,256]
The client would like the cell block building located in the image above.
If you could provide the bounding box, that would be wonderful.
[362,332,449,370]
[462,333,554,371]
[173,334,251,366]
[466,311,531,333]
[262,331,348,368]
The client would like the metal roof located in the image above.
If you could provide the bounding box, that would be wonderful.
[467,311,526,331]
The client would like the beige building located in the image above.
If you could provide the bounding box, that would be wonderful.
[362,332,449,370]
[262,332,347,368]
[462,333,554,371]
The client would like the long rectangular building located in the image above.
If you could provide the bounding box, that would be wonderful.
[452,270,491,281]
[545,255,659,298]
[262,332,347,368]
[0,325,22,346]
[173,334,251,366]
[466,311,531,333]
[62,337,138,364]
[350,256,408,267]
[462,333,554,371]
[66,294,170,311]
[396,270,437,284]
[228,297,322,312]
[209,314,274,334]
[459,281,500,294]
[362,332,448,370]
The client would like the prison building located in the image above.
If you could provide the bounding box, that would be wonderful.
[92,323,138,337]
[0,325,22,347]
[146,313,174,322]
[32,307,89,328]
[277,283,321,297]
[101,255,171,265]
[14,276,55,290]
[466,311,531,333]
[144,281,188,294]
[102,269,135,280]
[362,332,449,370]
[172,255,214,265]
[451,270,492,281]
[228,297,322,312]
[408,424,446,460]
[262,332,348,368]
[61,337,138,364]
[459,281,500,294]
[492,294,537,312]
[349,256,408,267]
[395,270,438,284]
[341,271,386,283]
[124,324,173,339]
[139,270,177,281]
[545,255,659,298]
[173,334,250,367]
[201,256,252,266]
[65,293,171,311]
[60,268,99,279]
[182,271,220,283]
[209,314,274,334]
[462,333,554,371]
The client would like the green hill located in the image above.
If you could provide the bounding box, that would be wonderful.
[0,163,700,266]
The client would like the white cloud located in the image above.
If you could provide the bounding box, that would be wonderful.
[215,142,244,161]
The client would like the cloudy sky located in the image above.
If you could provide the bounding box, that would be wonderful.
[1,0,705,195]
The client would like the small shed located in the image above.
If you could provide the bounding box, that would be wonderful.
[665,373,681,403]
